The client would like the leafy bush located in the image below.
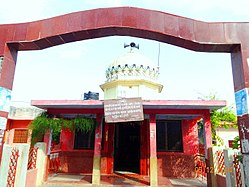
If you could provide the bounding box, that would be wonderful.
[210,106,237,145]
[29,112,95,144]
[232,136,240,149]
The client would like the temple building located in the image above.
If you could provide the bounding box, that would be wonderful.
[5,43,226,186]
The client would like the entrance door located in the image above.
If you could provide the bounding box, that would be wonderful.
[114,122,140,173]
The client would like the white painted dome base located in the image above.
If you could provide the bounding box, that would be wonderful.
[101,46,163,100]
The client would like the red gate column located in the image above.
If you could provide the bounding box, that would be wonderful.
[92,113,103,185]
[0,45,17,116]
[232,45,249,186]
[203,111,212,158]
[0,45,17,155]
[149,114,158,186]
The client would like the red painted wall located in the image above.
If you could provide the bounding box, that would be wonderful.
[57,116,201,177]
[182,119,199,155]
[59,127,100,173]
[6,109,207,177]
[157,119,199,178]
[157,153,196,178]
[6,119,31,129]
[58,128,95,173]
[60,129,74,151]
[60,151,94,173]
[3,104,215,183]
[4,119,32,145]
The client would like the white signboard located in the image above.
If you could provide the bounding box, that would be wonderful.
[104,97,144,123]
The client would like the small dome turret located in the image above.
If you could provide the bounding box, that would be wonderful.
[100,42,163,100]
[105,42,159,82]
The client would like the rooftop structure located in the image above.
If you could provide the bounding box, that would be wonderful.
[100,42,163,100]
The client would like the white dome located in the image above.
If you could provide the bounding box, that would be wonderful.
[105,48,159,82]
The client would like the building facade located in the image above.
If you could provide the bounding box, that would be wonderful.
[5,44,226,185]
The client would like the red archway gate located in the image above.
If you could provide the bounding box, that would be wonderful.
[0,7,249,186]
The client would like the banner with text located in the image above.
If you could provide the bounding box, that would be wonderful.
[235,88,249,116]
[104,97,144,123]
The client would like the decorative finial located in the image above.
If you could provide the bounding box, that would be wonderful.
[124,42,139,50]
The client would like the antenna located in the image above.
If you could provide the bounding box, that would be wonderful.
[157,42,160,71]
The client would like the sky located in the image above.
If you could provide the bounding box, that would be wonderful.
[1,0,249,107]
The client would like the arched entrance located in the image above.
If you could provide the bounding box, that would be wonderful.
[0,7,249,186]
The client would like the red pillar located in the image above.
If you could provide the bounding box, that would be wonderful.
[149,114,158,186]
[106,124,114,174]
[92,113,103,185]
[140,120,148,175]
[203,111,212,158]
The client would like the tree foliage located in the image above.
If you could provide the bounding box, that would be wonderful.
[232,136,240,149]
[199,93,237,145]
[211,106,237,145]
[29,112,95,144]
[210,106,237,129]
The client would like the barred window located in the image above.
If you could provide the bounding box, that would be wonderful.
[74,129,95,150]
[156,120,183,152]
[13,129,29,143]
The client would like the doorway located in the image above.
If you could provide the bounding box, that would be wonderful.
[114,122,140,174]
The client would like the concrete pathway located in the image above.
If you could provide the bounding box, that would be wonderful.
[39,173,207,187]
[169,178,207,186]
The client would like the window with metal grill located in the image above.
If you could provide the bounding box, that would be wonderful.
[74,129,95,150]
[156,120,183,152]
[13,129,28,143]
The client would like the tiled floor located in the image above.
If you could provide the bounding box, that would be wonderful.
[41,173,207,187]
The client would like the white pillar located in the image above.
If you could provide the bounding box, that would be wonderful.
[92,114,103,185]
[243,155,249,187]
[149,114,158,187]
[224,148,236,187]
[0,144,12,186]
[14,144,30,187]
[35,142,47,186]
[208,147,218,187]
